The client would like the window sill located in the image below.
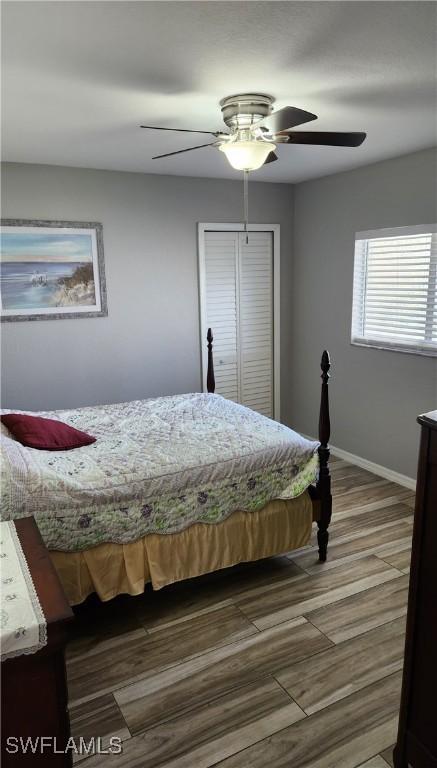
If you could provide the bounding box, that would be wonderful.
[351,338,437,359]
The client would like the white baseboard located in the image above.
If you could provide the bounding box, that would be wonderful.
[303,435,416,491]
[329,444,416,491]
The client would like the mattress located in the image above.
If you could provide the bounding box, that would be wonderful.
[1,393,319,551]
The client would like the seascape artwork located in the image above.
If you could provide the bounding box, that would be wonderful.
[0,222,107,321]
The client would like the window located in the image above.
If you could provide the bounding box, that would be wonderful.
[351,224,437,356]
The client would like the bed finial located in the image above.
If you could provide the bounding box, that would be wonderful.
[207,328,215,394]
[317,349,332,562]
[319,350,331,448]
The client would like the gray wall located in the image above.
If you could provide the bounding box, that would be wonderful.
[291,147,437,478]
[2,150,436,478]
[1,163,294,422]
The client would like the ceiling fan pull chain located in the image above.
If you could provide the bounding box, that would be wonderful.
[243,170,249,244]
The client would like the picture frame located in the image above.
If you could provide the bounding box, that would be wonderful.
[0,219,108,321]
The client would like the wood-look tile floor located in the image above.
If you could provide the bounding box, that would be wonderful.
[66,457,414,767]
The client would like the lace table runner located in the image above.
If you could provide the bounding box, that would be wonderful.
[0,521,47,661]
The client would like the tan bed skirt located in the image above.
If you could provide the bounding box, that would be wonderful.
[49,492,314,605]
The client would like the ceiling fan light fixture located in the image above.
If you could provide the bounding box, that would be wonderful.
[218,140,276,171]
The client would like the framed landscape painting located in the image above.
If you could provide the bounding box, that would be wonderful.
[0,219,107,321]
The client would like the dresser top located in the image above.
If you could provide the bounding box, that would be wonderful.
[418,410,437,429]
[12,518,73,632]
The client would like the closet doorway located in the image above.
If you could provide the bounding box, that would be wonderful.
[198,223,280,420]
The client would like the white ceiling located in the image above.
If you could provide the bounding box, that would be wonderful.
[2,1,436,183]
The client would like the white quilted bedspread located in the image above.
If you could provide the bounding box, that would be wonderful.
[1,393,319,551]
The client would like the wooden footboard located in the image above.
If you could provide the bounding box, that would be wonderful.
[206,328,332,562]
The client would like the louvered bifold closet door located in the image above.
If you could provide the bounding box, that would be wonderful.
[239,232,273,418]
[204,232,239,401]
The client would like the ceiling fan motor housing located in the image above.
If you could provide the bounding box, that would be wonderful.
[220,93,275,131]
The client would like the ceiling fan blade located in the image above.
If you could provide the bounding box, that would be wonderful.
[281,131,367,147]
[152,142,217,160]
[257,106,317,133]
[141,125,219,136]
[264,151,278,164]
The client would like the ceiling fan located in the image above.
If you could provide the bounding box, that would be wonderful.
[141,93,366,171]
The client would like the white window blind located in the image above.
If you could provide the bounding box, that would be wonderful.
[351,224,437,356]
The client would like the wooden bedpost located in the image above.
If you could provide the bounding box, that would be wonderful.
[207,328,215,394]
[316,350,332,562]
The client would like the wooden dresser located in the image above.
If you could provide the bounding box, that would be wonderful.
[1,517,73,767]
[394,411,437,768]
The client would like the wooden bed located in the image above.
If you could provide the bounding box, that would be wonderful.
[2,334,332,604]
[205,328,333,564]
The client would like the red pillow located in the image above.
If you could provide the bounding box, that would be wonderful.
[1,413,96,451]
